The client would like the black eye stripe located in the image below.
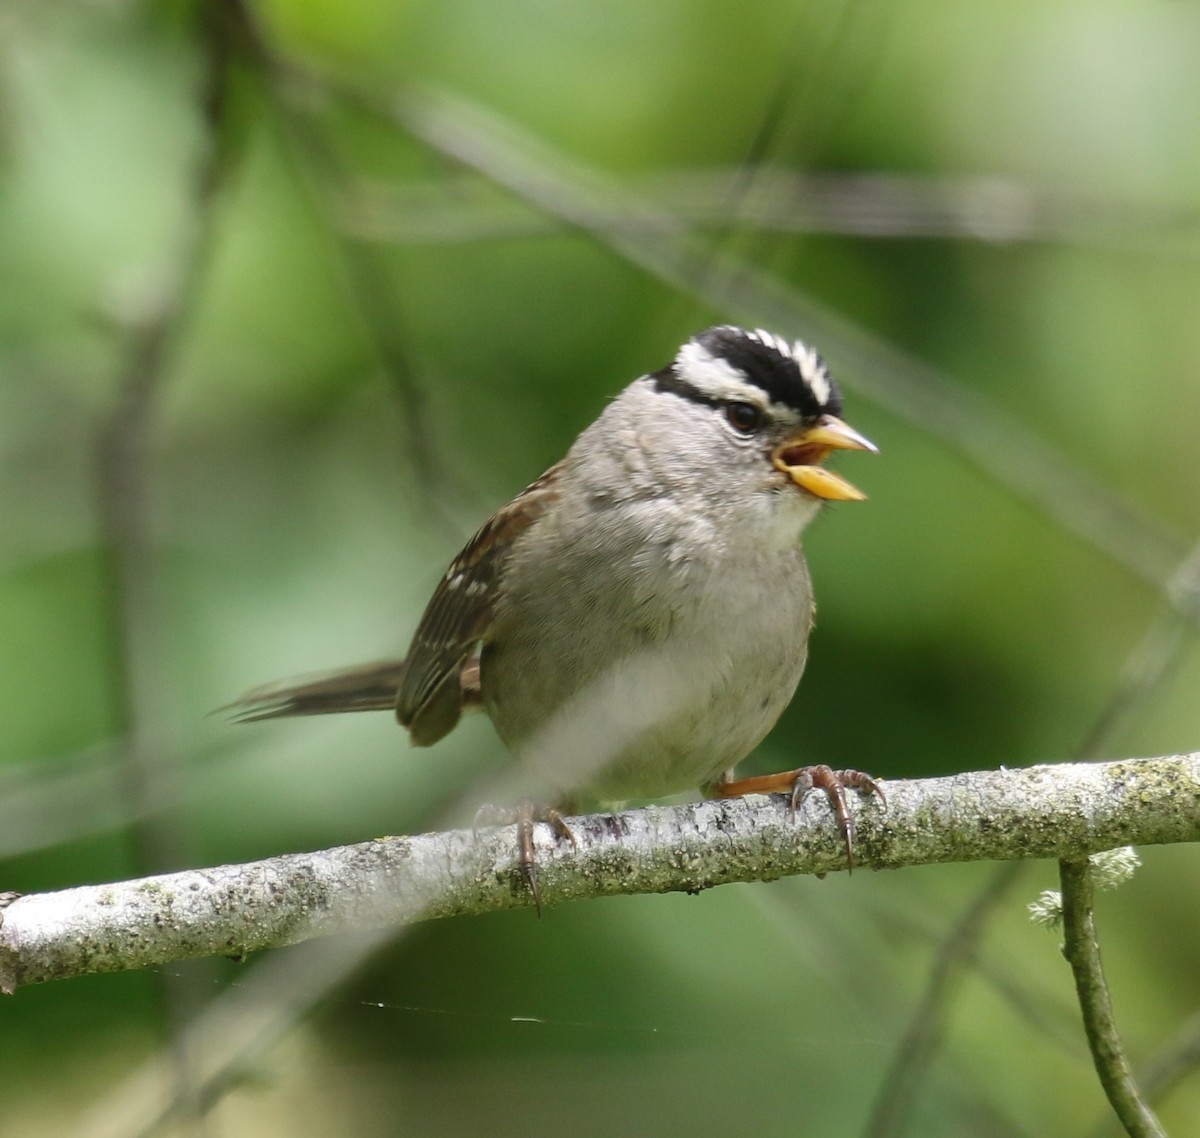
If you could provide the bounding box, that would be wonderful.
[651,364,711,404]
[650,367,778,435]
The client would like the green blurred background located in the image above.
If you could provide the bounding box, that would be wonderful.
[3,1,1200,1135]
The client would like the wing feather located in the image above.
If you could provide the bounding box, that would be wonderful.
[396,464,561,745]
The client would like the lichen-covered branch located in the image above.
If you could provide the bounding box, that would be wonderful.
[2,754,1197,992]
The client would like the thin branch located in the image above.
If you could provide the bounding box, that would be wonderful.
[1086,1010,1200,1138]
[1059,859,1168,1138]
[2,754,1197,993]
[336,170,1200,257]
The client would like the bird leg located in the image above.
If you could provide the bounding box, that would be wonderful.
[473,799,577,915]
[712,764,886,869]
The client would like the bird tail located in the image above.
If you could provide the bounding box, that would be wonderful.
[223,660,407,722]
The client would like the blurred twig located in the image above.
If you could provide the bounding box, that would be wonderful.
[337,170,1200,257]
[221,6,464,540]
[93,4,243,1131]
[1059,859,1167,1138]
[0,746,144,858]
[69,929,396,1138]
[680,0,887,297]
[96,0,237,880]
[0,735,274,860]
[275,124,464,541]
[1076,539,1200,760]
[3,754,1198,992]
[861,861,1027,1138]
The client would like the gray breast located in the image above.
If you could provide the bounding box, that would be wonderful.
[482,497,814,803]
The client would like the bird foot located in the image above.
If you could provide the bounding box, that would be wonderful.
[473,799,577,915]
[713,764,885,869]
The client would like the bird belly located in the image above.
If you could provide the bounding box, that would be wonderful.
[483,570,811,804]
[581,658,803,802]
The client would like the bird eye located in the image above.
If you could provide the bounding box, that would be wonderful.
[724,401,762,434]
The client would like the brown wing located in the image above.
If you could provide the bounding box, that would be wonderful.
[396,464,561,746]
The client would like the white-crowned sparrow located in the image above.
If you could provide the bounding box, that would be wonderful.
[232,325,882,905]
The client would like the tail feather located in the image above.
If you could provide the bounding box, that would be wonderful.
[224,660,407,722]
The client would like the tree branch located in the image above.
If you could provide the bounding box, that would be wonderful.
[1,754,1197,992]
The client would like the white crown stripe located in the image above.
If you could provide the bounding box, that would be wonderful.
[794,343,831,405]
[674,340,761,404]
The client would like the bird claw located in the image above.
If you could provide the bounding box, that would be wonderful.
[715,764,885,869]
[477,799,576,915]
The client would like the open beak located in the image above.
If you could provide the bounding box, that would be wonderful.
[772,415,878,501]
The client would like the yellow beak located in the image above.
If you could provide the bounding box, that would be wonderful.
[772,415,878,501]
